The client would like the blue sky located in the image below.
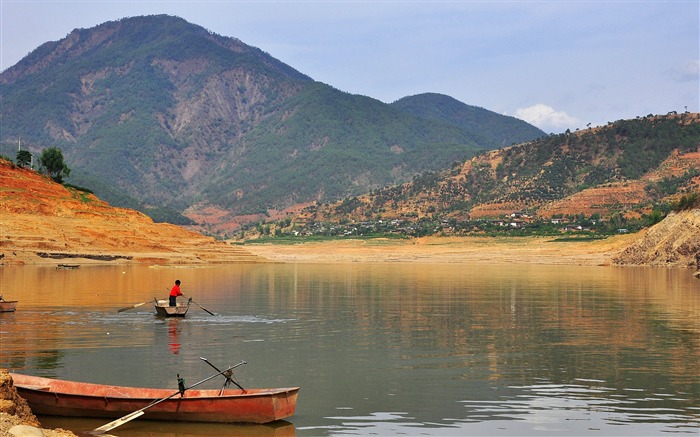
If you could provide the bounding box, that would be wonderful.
[1,1,698,133]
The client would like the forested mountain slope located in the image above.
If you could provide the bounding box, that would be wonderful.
[391,93,545,148]
[0,15,543,230]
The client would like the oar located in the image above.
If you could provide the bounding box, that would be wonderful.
[200,357,246,392]
[90,361,246,434]
[117,302,148,313]
[190,299,216,316]
[165,289,216,316]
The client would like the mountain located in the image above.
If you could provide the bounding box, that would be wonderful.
[0,14,544,232]
[0,158,264,265]
[291,113,700,234]
[391,93,545,148]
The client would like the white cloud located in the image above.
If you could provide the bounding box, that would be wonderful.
[514,104,579,132]
[674,59,700,82]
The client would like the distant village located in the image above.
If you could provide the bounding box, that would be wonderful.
[248,210,638,240]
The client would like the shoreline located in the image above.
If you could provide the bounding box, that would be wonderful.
[241,234,642,266]
[3,232,695,270]
[0,234,640,268]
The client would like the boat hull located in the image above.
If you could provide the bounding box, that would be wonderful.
[0,301,17,312]
[10,373,298,424]
[154,299,189,317]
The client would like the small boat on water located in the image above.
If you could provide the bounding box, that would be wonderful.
[56,264,80,269]
[9,373,299,424]
[154,298,189,317]
[0,296,17,312]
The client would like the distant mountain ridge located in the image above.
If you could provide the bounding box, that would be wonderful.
[391,93,544,148]
[0,14,544,230]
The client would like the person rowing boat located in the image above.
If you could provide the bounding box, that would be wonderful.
[169,280,189,306]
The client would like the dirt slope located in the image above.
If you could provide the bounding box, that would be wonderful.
[0,160,265,265]
[613,208,700,268]
[0,370,77,436]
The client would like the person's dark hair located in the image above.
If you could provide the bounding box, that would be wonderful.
[175,280,181,285]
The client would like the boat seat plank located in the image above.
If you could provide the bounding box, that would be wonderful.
[17,385,50,391]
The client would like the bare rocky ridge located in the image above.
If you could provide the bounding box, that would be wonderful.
[613,208,700,268]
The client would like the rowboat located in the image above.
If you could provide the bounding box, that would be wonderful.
[0,297,17,312]
[154,298,189,317]
[56,264,80,269]
[10,373,299,424]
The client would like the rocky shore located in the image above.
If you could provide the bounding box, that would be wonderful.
[0,370,76,437]
[612,209,700,268]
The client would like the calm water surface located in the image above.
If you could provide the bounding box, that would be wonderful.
[0,263,698,436]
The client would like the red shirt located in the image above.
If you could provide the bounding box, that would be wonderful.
[170,285,183,298]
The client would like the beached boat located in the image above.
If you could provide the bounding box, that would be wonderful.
[0,299,18,312]
[154,298,189,317]
[10,373,299,424]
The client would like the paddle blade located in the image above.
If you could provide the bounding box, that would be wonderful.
[200,306,216,316]
[191,300,216,316]
[91,410,144,434]
[117,302,147,313]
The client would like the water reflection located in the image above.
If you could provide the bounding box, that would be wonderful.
[169,319,181,354]
[39,416,296,437]
[1,263,699,436]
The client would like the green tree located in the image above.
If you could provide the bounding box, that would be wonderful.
[646,209,664,226]
[39,147,71,183]
[16,149,32,168]
[674,192,699,211]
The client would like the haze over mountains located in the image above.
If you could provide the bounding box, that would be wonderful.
[0,14,544,229]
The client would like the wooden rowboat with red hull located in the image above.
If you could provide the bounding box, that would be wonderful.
[10,373,299,424]
[0,300,17,312]
[0,295,17,312]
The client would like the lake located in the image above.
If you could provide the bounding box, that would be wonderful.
[1,263,699,436]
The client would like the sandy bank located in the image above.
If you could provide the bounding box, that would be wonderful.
[241,234,641,266]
